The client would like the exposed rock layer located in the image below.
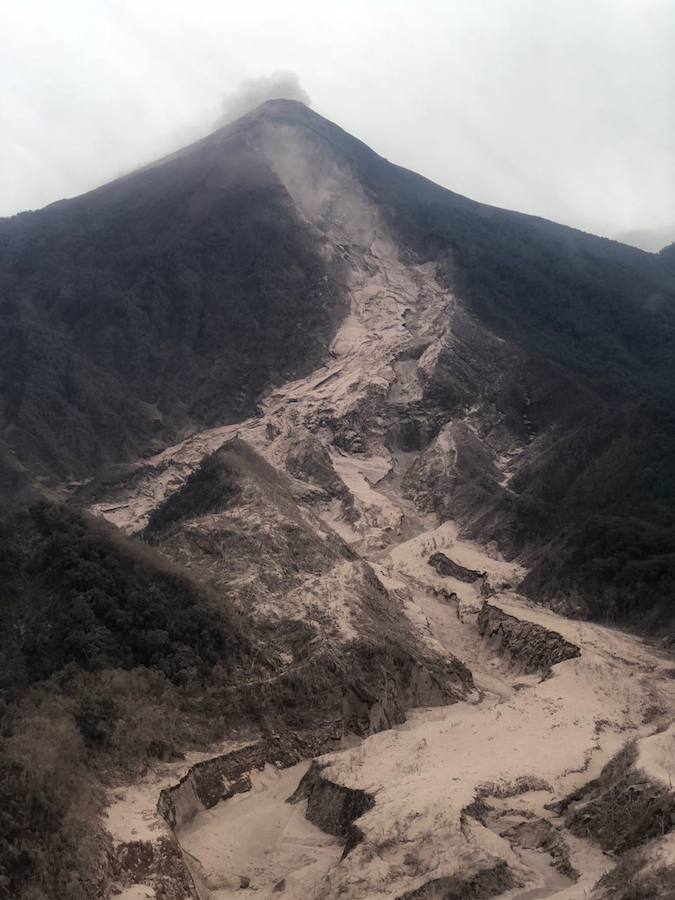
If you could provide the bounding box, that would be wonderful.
[111,836,198,900]
[428,552,484,583]
[477,601,581,675]
[289,760,375,856]
[157,727,341,831]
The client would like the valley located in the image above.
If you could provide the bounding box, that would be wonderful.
[106,468,675,898]
[91,106,675,898]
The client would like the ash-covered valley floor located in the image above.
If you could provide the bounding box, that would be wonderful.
[105,506,675,900]
[91,109,675,900]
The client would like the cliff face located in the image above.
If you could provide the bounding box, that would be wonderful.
[157,729,341,831]
[394,863,516,900]
[477,602,581,675]
[288,761,375,854]
[110,837,198,900]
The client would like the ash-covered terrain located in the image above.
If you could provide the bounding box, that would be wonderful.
[1,100,674,900]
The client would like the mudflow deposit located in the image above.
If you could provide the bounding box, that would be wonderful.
[2,101,675,900]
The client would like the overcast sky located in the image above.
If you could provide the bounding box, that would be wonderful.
[2,0,674,250]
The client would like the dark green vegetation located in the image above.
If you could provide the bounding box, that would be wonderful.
[0,502,253,899]
[522,516,675,630]
[0,487,467,898]
[145,447,242,534]
[0,503,246,689]
[0,125,346,504]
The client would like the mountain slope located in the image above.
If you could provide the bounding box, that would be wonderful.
[2,99,675,899]
[46,98,671,632]
[2,99,675,626]
[0,115,347,501]
[0,501,252,898]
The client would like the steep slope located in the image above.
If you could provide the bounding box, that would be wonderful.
[0,503,248,691]
[252,100,675,631]
[2,99,675,899]
[142,438,473,734]
[75,98,675,630]
[248,102,675,630]
[0,502,253,899]
[0,114,347,501]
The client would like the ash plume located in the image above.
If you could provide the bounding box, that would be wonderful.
[219,71,311,125]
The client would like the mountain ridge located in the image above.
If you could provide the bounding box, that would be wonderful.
[2,98,674,630]
[2,97,675,900]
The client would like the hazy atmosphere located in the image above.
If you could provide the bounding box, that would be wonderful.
[3,3,675,898]
[2,0,674,249]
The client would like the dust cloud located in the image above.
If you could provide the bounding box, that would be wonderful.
[218,71,311,125]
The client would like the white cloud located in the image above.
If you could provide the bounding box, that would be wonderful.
[1,0,673,247]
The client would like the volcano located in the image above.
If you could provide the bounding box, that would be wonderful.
[1,100,675,899]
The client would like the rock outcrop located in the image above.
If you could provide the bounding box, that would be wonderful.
[495,817,577,881]
[157,727,341,831]
[394,862,516,900]
[477,602,581,675]
[110,836,198,900]
[553,740,675,854]
[286,436,351,501]
[288,761,375,856]
[428,551,485,583]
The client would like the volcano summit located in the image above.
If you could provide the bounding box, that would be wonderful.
[1,100,674,900]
